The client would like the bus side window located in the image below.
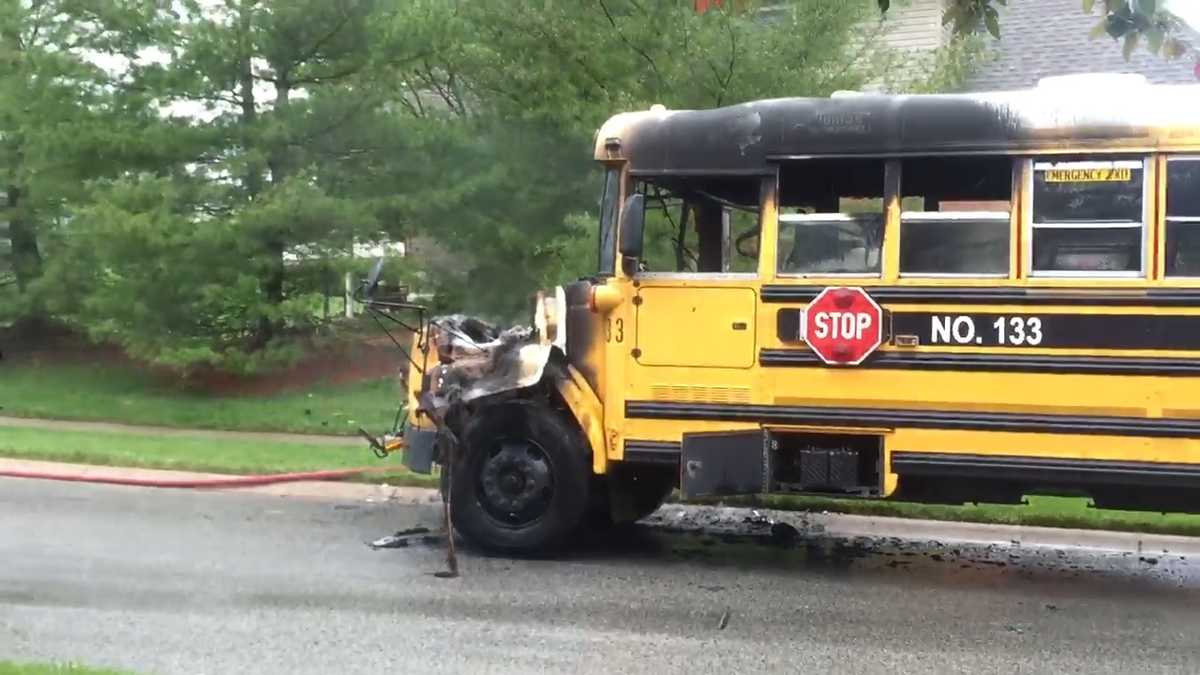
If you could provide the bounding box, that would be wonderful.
[777,159,885,276]
[1030,157,1146,276]
[632,176,761,275]
[1166,157,1200,278]
[899,156,1013,277]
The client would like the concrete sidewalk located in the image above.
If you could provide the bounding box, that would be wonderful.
[4,456,1198,557]
[0,414,360,446]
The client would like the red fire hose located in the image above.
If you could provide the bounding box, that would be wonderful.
[0,466,398,489]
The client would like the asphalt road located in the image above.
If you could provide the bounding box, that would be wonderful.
[2,478,1199,675]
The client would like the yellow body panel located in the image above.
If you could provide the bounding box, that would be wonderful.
[555,364,609,474]
[405,331,431,431]
[573,145,1200,510]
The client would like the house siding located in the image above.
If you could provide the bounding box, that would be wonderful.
[880,0,946,52]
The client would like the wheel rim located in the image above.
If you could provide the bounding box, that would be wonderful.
[478,439,554,527]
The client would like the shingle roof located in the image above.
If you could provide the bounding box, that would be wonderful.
[964,0,1196,91]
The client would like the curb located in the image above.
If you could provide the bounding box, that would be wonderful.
[803,509,1200,556]
[649,504,1200,557]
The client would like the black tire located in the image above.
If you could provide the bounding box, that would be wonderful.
[449,401,591,554]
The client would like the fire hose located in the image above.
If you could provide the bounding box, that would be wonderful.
[0,465,400,489]
[0,428,409,489]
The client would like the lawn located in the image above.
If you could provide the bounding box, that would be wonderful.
[0,362,401,435]
[0,426,436,487]
[0,663,136,675]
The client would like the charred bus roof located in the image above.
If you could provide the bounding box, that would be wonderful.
[593,76,1200,175]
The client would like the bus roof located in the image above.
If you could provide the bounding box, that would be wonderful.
[593,77,1200,175]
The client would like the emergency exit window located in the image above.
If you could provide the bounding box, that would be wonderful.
[1166,157,1200,277]
[1031,158,1146,276]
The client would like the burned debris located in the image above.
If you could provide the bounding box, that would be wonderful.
[422,314,551,414]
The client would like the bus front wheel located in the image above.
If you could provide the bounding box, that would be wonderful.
[449,401,590,554]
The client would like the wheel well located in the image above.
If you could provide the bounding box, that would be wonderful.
[459,375,592,462]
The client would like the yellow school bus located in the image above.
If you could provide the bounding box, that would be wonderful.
[391,74,1200,553]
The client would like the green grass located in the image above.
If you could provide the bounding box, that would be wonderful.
[0,426,436,487]
[0,363,400,435]
[725,493,1200,538]
[0,663,136,675]
[2,360,1196,536]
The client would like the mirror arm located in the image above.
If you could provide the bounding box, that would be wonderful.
[621,255,640,277]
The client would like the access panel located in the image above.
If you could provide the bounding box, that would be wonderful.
[634,286,757,368]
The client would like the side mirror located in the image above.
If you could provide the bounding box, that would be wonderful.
[618,193,645,260]
[362,257,385,299]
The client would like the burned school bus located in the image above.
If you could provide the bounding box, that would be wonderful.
[380,74,1200,553]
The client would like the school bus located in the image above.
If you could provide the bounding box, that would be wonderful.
[390,74,1200,553]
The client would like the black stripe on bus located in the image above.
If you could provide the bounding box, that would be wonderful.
[624,440,682,466]
[776,308,1200,351]
[624,401,1200,439]
[759,349,1200,377]
[760,285,1200,306]
[891,452,1200,489]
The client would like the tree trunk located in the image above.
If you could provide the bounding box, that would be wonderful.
[236,0,278,349]
[6,186,42,293]
[252,77,293,347]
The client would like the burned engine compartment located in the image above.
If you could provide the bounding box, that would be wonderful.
[420,313,556,416]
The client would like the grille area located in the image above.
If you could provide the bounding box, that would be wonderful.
[650,384,752,404]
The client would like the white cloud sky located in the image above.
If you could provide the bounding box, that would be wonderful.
[86,0,281,122]
[1166,0,1200,31]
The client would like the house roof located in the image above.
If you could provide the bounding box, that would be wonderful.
[965,0,1197,91]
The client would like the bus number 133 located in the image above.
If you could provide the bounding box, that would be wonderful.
[930,315,1044,346]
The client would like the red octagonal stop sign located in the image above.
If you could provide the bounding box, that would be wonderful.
[801,287,884,366]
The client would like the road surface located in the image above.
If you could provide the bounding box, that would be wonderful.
[2,477,1199,674]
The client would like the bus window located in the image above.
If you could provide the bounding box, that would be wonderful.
[900,156,1013,276]
[1166,157,1200,277]
[632,175,761,275]
[778,159,885,276]
[597,168,620,275]
[1030,158,1146,276]
[728,208,760,273]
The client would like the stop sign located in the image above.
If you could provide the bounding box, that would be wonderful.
[801,287,883,366]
